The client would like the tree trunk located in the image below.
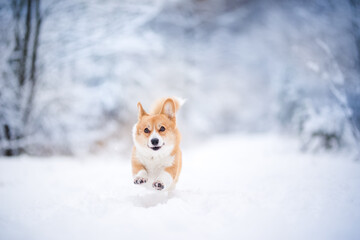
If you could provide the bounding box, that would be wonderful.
[23,0,42,126]
[1,0,43,156]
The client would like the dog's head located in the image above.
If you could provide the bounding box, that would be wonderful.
[132,98,178,155]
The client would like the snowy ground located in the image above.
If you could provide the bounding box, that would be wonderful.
[1,134,360,240]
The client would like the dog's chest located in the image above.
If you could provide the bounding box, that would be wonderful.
[137,153,174,178]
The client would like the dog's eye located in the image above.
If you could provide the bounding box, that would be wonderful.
[159,126,165,132]
[144,128,150,133]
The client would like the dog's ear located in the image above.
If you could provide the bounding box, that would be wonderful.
[137,102,148,120]
[161,98,176,120]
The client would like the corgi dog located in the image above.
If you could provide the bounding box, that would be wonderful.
[132,97,184,191]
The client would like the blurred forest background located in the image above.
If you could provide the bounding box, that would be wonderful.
[0,0,359,157]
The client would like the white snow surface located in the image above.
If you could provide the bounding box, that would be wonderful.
[1,134,360,240]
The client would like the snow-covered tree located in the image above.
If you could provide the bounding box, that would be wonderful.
[0,0,359,156]
[0,0,43,156]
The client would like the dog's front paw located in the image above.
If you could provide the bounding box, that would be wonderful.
[134,177,147,185]
[152,181,164,191]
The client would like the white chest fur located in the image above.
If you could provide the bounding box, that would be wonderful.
[136,151,174,180]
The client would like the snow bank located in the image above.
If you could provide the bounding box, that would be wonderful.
[1,134,359,240]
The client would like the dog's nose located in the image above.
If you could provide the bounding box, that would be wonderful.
[151,138,159,146]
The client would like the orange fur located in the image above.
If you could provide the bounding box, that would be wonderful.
[131,97,183,190]
[165,150,182,183]
[149,97,183,115]
[131,146,146,175]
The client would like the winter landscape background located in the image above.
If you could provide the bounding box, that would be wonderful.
[1,0,360,239]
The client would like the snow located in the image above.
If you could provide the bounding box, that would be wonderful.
[1,134,360,240]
